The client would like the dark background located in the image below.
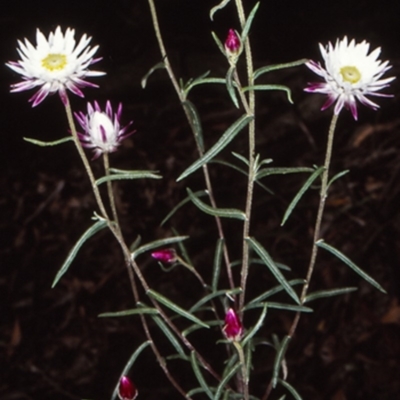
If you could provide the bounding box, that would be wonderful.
[1,1,400,399]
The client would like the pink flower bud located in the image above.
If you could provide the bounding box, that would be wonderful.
[118,376,138,400]
[224,29,241,56]
[151,248,177,263]
[223,308,243,341]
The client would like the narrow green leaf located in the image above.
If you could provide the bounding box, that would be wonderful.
[52,219,108,287]
[189,288,242,313]
[316,240,386,293]
[96,171,161,186]
[212,238,224,291]
[253,59,308,80]
[246,237,301,304]
[214,362,241,400]
[99,307,158,317]
[131,236,189,260]
[147,289,209,328]
[242,303,268,346]
[141,61,165,88]
[182,100,204,152]
[231,151,249,166]
[210,0,232,20]
[242,84,293,104]
[186,387,208,397]
[327,169,349,190]
[183,320,222,337]
[241,2,260,44]
[256,167,314,180]
[151,315,187,359]
[211,31,226,55]
[245,279,305,310]
[187,188,246,220]
[24,136,73,146]
[305,287,358,303]
[184,76,226,96]
[129,235,141,252]
[190,351,214,399]
[226,66,239,108]
[177,114,253,181]
[278,378,303,400]
[281,167,324,226]
[161,190,208,226]
[272,336,291,387]
[111,341,151,400]
[245,301,312,313]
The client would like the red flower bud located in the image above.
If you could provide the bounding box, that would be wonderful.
[151,248,177,263]
[224,29,241,56]
[223,308,243,341]
[118,376,138,400]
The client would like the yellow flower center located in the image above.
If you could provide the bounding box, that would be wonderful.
[41,54,67,71]
[340,66,361,84]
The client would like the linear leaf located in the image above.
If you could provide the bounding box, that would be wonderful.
[245,302,312,313]
[245,279,305,310]
[96,170,161,186]
[184,77,226,96]
[141,61,165,88]
[278,378,303,400]
[183,320,222,337]
[210,0,232,20]
[272,336,291,387]
[231,151,250,166]
[241,2,260,44]
[243,84,293,104]
[161,190,208,226]
[131,236,189,260]
[214,362,241,400]
[281,167,324,226]
[242,303,268,346]
[211,31,226,55]
[177,114,253,181]
[256,167,314,180]
[327,169,349,190]
[226,66,239,108]
[52,218,108,287]
[316,240,386,293]
[147,289,209,328]
[246,237,300,304]
[151,315,187,359]
[212,239,224,291]
[189,288,242,313]
[187,188,246,220]
[190,351,214,399]
[182,100,204,152]
[110,341,151,400]
[254,59,308,80]
[305,287,358,303]
[24,136,73,146]
[99,307,158,317]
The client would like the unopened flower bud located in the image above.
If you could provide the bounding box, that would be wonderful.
[118,376,138,400]
[224,29,241,56]
[151,248,177,263]
[223,308,243,341]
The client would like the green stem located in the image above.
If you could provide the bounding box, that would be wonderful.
[103,152,120,227]
[235,0,256,315]
[233,341,249,400]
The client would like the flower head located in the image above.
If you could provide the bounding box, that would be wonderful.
[151,248,177,264]
[6,26,105,107]
[305,36,395,120]
[223,308,243,342]
[118,376,138,400]
[75,101,135,159]
[225,29,241,56]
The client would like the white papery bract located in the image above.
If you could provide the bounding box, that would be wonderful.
[305,36,394,120]
[6,26,105,107]
[75,101,135,159]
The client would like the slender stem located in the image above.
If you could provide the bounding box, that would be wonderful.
[146,0,235,290]
[235,0,256,315]
[234,341,249,400]
[64,97,109,220]
[103,152,120,227]
[263,113,340,400]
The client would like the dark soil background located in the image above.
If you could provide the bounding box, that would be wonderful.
[1,1,400,400]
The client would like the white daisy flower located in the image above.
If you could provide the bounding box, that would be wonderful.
[305,36,395,120]
[74,101,135,159]
[6,26,105,107]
